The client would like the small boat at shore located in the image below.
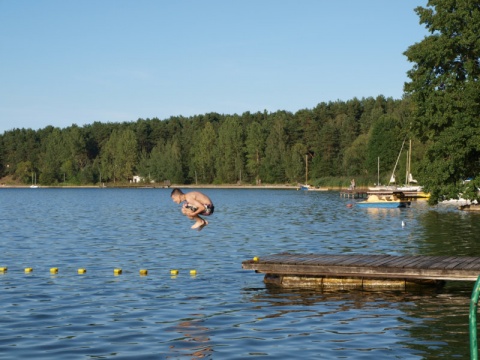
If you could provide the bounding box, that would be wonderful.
[30,172,39,188]
[299,154,328,191]
[357,192,411,208]
[299,184,328,191]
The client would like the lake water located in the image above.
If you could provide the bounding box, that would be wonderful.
[1,188,479,359]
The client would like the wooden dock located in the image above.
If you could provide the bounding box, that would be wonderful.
[339,189,368,199]
[242,253,480,289]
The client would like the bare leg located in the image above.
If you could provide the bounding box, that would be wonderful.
[182,207,208,230]
[191,216,207,229]
[196,219,208,231]
[182,207,198,223]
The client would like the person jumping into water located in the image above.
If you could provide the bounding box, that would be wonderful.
[170,188,214,231]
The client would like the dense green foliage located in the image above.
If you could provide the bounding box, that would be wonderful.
[0,97,422,187]
[404,0,480,204]
[2,2,477,203]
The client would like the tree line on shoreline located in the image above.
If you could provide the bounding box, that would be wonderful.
[0,95,420,189]
[2,1,480,206]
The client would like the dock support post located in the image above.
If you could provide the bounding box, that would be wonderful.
[470,275,480,360]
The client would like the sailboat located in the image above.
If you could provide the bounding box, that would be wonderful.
[368,138,408,191]
[30,172,38,188]
[395,139,429,199]
[368,157,397,191]
[396,140,422,192]
[300,154,310,190]
[369,139,424,192]
[359,139,428,206]
[300,154,328,191]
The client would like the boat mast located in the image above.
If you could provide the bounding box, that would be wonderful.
[405,150,409,185]
[305,154,308,185]
[408,139,412,184]
[404,139,413,185]
[377,157,380,186]
[389,137,407,185]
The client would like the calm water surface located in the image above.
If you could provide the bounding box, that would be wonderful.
[1,188,480,359]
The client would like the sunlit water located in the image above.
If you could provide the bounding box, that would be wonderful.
[1,188,480,359]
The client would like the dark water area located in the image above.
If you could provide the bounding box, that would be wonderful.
[1,188,479,359]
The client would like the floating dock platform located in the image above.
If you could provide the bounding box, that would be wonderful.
[242,253,480,289]
[339,189,368,199]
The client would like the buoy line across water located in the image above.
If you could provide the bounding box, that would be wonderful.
[0,267,199,277]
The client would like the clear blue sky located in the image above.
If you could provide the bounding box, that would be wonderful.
[0,0,428,134]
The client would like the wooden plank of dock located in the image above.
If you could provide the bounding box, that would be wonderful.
[242,253,480,282]
[339,190,368,199]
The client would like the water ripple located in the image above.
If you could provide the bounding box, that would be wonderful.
[0,189,477,358]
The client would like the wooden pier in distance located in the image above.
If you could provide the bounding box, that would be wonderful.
[339,189,368,199]
[242,253,480,289]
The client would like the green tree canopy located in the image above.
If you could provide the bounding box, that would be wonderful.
[404,0,480,204]
[0,97,412,187]
[262,115,287,183]
[366,115,405,184]
[215,116,244,183]
[244,121,264,183]
[192,122,216,183]
[101,129,138,182]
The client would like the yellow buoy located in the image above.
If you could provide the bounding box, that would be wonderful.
[50,267,58,274]
[253,256,259,262]
[189,269,197,276]
[139,269,148,276]
[0,267,7,272]
[114,268,122,275]
[78,268,87,274]
[24,267,33,273]
[170,269,179,275]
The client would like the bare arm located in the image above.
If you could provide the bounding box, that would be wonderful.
[187,200,205,216]
[184,192,209,216]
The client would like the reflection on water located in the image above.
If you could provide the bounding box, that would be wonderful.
[247,282,472,359]
[416,208,480,255]
[0,189,478,358]
[166,314,213,359]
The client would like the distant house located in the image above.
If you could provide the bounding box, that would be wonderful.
[131,175,157,184]
[132,175,144,183]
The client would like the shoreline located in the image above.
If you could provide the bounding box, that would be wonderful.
[0,184,344,190]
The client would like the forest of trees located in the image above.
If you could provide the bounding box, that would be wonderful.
[403,0,480,204]
[0,96,423,188]
[2,1,479,207]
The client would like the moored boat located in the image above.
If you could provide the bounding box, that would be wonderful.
[30,172,39,188]
[357,192,411,208]
[300,184,328,191]
[368,139,429,200]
